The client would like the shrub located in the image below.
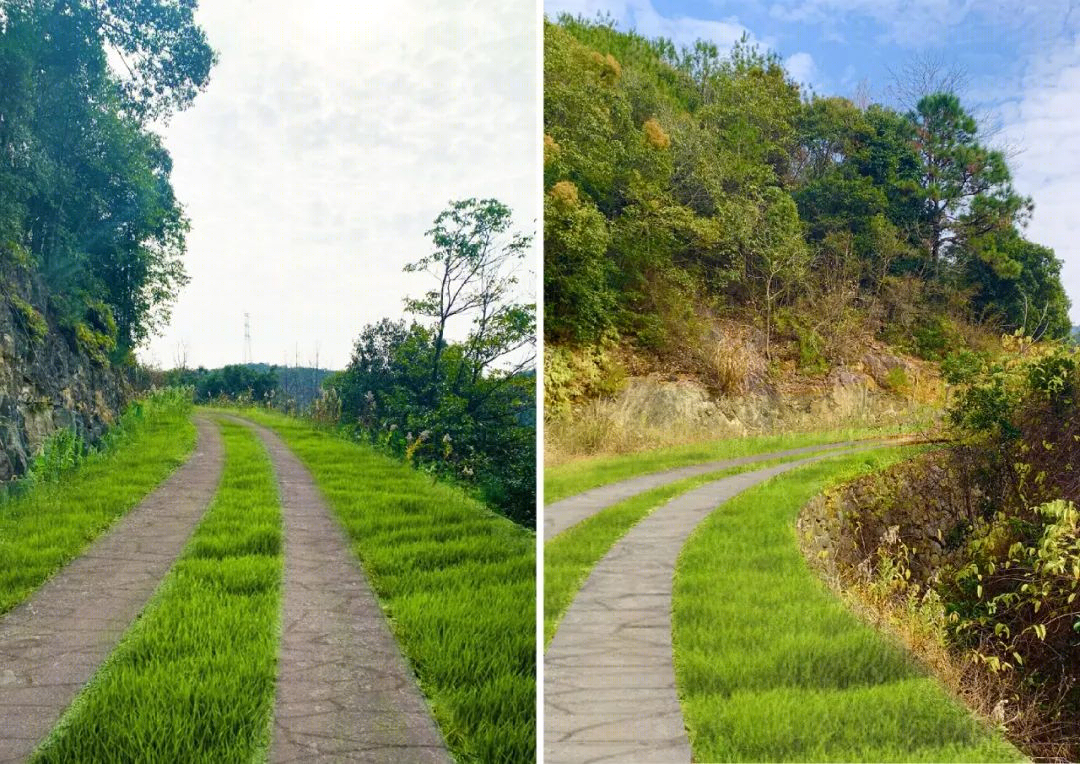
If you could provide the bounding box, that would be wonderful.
[9,295,48,345]
[883,366,911,395]
[544,338,626,418]
[74,322,116,365]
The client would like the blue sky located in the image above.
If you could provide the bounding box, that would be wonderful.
[546,0,1080,324]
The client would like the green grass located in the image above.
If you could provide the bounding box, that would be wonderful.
[545,426,904,504]
[544,448,848,645]
[672,448,1021,762]
[0,390,196,615]
[34,418,282,763]
[235,408,534,764]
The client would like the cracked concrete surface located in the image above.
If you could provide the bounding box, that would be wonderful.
[228,416,450,764]
[544,442,861,540]
[544,449,864,764]
[0,415,224,763]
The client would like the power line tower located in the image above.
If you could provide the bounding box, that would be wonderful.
[243,313,252,364]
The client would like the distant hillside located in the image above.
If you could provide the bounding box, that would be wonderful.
[544,17,1072,398]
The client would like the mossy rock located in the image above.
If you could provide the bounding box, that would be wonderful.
[8,296,48,346]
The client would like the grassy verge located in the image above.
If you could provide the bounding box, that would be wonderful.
[34,418,282,762]
[672,448,1021,762]
[0,389,196,615]
[545,426,905,504]
[544,448,847,645]
[234,408,534,764]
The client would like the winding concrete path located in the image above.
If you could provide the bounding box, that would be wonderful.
[226,416,449,764]
[0,415,224,763]
[544,448,868,764]
[544,441,866,540]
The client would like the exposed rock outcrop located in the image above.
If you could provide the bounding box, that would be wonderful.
[0,262,128,482]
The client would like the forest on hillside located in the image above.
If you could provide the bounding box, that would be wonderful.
[0,0,212,365]
[544,15,1071,404]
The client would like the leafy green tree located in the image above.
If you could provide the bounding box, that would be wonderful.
[333,200,536,526]
[910,93,1030,266]
[965,231,1072,339]
[403,198,533,399]
[0,0,213,356]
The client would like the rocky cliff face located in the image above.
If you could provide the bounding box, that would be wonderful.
[0,262,128,482]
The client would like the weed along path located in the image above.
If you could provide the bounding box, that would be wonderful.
[0,415,224,762]
[544,449,875,764]
[544,441,867,540]
[226,416,449,763]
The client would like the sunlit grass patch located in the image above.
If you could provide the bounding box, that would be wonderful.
[236,408,535,764]
[544,448,846,645]
[33,419,282,763]
[0,390,196,615]
[544,426,899,504]
[673,448,1022,762]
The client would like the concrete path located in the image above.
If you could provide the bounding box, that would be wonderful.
[544,448,867,764]
[544,442,863,540]
[227,416,449,764]
[0,415,224,763]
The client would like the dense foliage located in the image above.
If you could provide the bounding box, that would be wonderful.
[0,0,214,359]
[813,338,1080,758]
[544,16,1071,368]
[165,364,279,404]
[943,339,1079,733]
[329,199,537,527]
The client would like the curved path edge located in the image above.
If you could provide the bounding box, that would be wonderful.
[0,414,225,763]
[544,440,883,540]
[544,446,877,764]
[222,415,450,764]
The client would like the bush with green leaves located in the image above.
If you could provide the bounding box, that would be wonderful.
[8,295,48,345]
[330,199,536,527]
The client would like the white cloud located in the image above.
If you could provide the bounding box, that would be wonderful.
[784,51,817,86]
[546,0,760,49]
[999,41,1080,322]
[141,0,537,370]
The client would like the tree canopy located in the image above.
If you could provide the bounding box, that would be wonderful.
[331,199,537,526]
[0,0,214,360]
[544,16,1071,365]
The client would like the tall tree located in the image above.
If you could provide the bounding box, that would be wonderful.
[403,198,533,399]
[910,93,1029,266]
[0,0,213,354]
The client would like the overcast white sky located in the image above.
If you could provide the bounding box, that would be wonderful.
[140,0,537,371]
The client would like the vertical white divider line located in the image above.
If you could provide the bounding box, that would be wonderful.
[534,0,546,760]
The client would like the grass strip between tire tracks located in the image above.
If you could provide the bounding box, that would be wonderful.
[235,408,535,764]
[33,418,282,762]
[0,391,196,616]
[544,447,854,646]
[673,447,1022,763]
[545,426,907,504]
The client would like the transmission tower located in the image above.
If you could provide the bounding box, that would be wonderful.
[243,313,252,364]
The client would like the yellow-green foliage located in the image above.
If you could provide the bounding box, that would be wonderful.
[544,339,627,417]
[1,240,32,269]
[642,117,670,149]
[883,366,911,394]
[9,295,48,345]
[74,322,116,366]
